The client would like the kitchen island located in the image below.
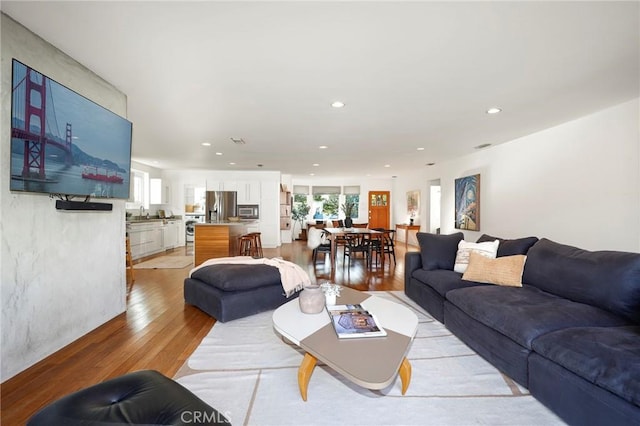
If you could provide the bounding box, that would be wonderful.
[194,222,253,266]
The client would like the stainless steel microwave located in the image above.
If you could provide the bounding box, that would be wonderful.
[237,204,259,219]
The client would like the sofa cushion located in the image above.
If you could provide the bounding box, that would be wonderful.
[416,232,464,271]
[446,285,629,349]
[531,326,640,406]
[453,239,499,273]
[191,264,282,291]
[476,234,539,257]
[27,370,230,425]
[411,268,486,298]
[462,252,526,287]
[523,238,640,323]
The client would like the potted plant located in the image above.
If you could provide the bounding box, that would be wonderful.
[341,200,355,228]
[292,201,310,240]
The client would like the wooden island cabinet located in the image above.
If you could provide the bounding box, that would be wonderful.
[194,222,250,266]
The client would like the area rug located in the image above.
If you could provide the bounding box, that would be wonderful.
[134,255,193,269]
[174,291,564,425]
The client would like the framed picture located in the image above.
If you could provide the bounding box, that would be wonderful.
[407,190,420,217]
[455,174,480,231]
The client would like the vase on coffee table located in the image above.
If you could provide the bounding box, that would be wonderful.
[299,285,325,314]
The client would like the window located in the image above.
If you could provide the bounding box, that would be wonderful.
[344,194,360,219]
[312,194,339,219]
[127,169,149,208]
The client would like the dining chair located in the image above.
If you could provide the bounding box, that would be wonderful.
[343,233,370,267]
[308,227,331,264]
[381,229,397,265]
[368,228,386,268]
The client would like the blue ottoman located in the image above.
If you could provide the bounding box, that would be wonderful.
[184,264,295,322]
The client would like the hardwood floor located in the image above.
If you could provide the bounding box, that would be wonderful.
[1,239,417,424]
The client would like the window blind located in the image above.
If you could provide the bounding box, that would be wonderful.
[312,185,341,195]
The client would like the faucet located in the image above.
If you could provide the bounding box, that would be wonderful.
[139,206,145,219]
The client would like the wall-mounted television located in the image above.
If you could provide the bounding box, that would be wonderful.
[10,59,132,200]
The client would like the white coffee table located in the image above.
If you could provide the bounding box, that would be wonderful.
[272,287,418,401]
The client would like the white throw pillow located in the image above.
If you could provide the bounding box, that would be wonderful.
[453,239,499,273]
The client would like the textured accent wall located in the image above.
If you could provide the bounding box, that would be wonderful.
[1,14,127,381]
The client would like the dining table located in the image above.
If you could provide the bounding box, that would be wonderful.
[323,227,383,273]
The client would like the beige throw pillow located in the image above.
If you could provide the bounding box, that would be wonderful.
[462,251,527,287]
[453,239,500,273]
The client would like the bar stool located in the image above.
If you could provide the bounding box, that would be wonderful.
[125,234,135,289]
[238,234,254,256]
[248,232,263,258]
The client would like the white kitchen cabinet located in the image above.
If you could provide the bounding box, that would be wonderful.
[237,180,261,204]
[206,180,223,191]
[162,220,181,249]
[128,221,164,260]
[222,180,238,192]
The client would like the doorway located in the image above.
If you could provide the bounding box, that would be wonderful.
[368,191,390,229]
[429,180,441,234]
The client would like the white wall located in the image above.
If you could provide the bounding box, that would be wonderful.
[394,99,640,252]
[1,15,128,381]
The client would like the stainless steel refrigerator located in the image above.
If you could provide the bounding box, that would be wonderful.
[205,191,238,222]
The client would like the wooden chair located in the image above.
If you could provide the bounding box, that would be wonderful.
[125,235,135,290]
[343,233,370,267]
[307,227,331,264]
[382,229,397,265]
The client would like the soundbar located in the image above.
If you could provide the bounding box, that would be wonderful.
[55,200,113,211]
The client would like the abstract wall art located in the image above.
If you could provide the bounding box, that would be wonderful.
[455,174,480,231]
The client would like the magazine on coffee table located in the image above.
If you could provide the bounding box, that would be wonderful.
[326,304,387,339]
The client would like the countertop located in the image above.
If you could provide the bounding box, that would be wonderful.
[126,216,183,224]
[195,221,257,226]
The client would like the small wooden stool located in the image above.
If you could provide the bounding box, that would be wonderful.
[238,234,254,256]
[125,235,135,289]
[248,232,263,258]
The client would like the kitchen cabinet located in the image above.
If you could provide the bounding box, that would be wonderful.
[237,180,261,204]
[128,221,164,260]
[206,180,223,191]
[162,220,181,249]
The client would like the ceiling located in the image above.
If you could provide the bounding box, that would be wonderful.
[2,1,638,179]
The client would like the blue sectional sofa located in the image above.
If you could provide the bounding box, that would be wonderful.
[405,233,640,425]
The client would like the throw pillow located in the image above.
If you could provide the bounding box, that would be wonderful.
[462,251,527,287]
[476,234,539,257]
[416,232,464,271]
[453,239,499,273]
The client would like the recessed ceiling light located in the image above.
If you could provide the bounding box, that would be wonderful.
[309,173,315,176]
[312,163,320,167]
[229,162,236,165]
[318,145,328,149]
[201,142,211,147]
[486,107,502,114]
[331,101,345,108]
[215,152,223,156]
[384,164,391,168]
[417,147,425,151]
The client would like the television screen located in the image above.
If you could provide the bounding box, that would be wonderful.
[10,59,132,199]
